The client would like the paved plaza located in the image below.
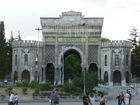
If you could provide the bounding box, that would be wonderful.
[1,96,140,105]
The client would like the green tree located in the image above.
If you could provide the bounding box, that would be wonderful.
[64,54,81,81]
[101,37,110,42]
[0,21,7,79]
[129,28,140,76]
[0,21,12,80]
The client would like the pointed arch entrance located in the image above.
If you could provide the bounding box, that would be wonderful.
[46,63,54,84]
[113,70,121,86]
[61,48,82,83]
[22,70,30,81]
[88,63,98,72]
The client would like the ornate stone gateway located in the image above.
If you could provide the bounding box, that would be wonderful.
[12,11,132,86]
[40,11,103,85]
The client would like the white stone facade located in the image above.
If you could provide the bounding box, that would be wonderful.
[12,11,132,86]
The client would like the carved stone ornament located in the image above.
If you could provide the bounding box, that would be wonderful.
[114,48,121,54]
[23,48,30,54]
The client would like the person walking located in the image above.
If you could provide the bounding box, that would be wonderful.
[99,93,107,105]
[14,93,18,105]
[83,93,90,105]
[124,90,130,105]
[50,89,59,105]
[120,92,125,105]
[89,93,96,105]
[128,90,132,105]
[9,92,14,105]
[116,93,121,105]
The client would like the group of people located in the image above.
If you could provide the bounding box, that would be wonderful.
[49,89,60,105]
[83,92,107,105]
[116,90,132,105]
[8,92,18,105]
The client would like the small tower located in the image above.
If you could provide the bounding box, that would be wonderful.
[100,40,132,86]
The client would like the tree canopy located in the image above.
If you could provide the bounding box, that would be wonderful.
[129,28,140,77]
[0,21,12,80]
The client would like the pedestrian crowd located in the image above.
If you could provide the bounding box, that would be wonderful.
[82,89,133,105]
[116,89,132,105]
[8,92,18,105]
[83,92,107,105]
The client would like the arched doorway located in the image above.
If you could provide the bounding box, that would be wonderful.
[22,70,30,81]
[104,71,108,84]
[113,70,121,86]
[34,71,39,82]
[62,49,81,83]
[88,63,98,72]
[46,63,54,84]
[14,71,18,82]
[126,71,130,84]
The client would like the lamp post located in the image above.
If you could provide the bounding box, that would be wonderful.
[62,46,65,85]
[82,32,86,95]
[83,67,86,95]
[35,28,42,41]
[35,28,42,64]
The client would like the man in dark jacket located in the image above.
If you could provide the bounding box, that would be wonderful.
[83,93,90,105]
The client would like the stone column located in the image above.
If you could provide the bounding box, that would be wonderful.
[57,66,62,85]
[54,66,59,85]
[42,67,46,83]
[30,68,34,82]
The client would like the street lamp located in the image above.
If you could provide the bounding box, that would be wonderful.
[35,28,42,41]
[35,28,42,65]
[83,67,86,95]
[62,46,65,85]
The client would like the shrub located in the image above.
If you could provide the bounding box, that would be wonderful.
[16,82,22,87]
[34,88,40,94]
[22,88,28,94]
[63,82,82,95]
[40,81,52,91]
[29,81,40,89]
[22,81,29,87]
[5,86,13,94]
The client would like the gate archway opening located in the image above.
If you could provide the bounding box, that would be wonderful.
[62,49,81,83]
[46,63,54,84]
[88,63,98,72]
[22,70,30,81]
[113,70,121,86]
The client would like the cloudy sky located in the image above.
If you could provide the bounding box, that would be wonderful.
[0,0,140,41]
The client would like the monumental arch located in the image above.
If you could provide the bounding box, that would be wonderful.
[12,11,132,86]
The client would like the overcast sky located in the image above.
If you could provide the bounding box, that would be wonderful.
[0,0,140,41]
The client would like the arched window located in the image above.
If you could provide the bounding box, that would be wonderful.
[15,54,17,66]
[105,55,107,66]
[115,55,119,66]
[24,54,28,65]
